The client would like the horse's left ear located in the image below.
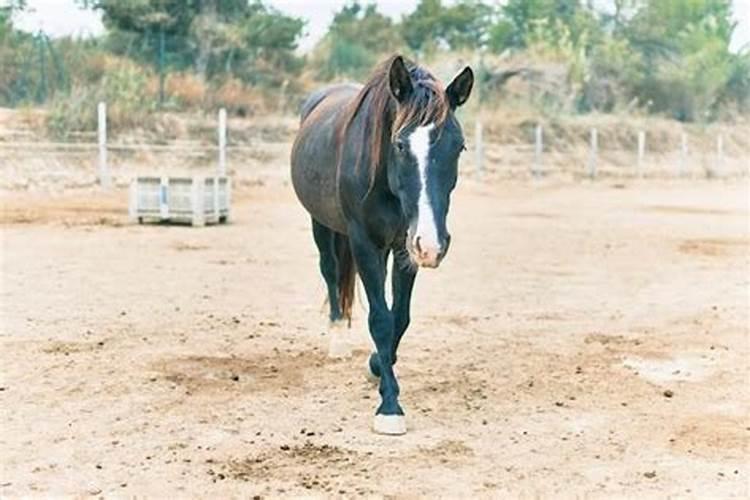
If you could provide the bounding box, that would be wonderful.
[389,55,413,103]
[446,66,474,109]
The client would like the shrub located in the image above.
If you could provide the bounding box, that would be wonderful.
[165,72,207,109]
[211,78,264,117]
[46,57,155,137]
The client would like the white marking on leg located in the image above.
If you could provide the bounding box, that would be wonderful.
[409,124,439,250]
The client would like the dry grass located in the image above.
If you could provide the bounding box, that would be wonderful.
[212,78,265,117]
[473,108,750,156]
[164,73,207,109]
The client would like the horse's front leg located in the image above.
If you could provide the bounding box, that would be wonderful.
[368,255,417,379]
[349,226,405,434]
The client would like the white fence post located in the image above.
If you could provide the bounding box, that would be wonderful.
[218,108,227,177]
[637,131,645,177]
[97,102,109,187]
[533,124,543,178]
[588,128,598,178]
[475,120,483,177]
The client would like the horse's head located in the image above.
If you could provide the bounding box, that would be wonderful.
[386,56,473,268]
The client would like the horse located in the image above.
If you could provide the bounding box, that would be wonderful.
[290,55,473,435]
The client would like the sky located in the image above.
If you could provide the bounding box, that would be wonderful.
[8,0,750,53]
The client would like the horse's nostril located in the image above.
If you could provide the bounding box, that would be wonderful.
[414,236,422,253]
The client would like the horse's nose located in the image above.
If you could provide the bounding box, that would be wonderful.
[412,235,444,268]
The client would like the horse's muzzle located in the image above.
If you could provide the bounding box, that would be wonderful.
[409,234,450,268]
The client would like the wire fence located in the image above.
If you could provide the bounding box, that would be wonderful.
[469,120,749,181]
[1,26,299,114]
[0,102,748,192]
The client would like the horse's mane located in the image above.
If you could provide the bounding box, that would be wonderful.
[337,55,449,193]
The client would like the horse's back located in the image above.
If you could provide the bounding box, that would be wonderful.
[291,84,361,234]
[299,83,359,123]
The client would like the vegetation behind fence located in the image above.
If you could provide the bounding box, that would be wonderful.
[2,0,749,136]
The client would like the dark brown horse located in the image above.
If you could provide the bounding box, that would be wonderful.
[291,55,473,434]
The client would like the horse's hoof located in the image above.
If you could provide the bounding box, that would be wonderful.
[327,320,352,358]
[365,354,380,383]
[373,414,407,435]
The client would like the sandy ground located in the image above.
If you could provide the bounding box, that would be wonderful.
[1,178,749,498]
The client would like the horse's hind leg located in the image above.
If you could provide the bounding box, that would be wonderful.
[311,218,352,357]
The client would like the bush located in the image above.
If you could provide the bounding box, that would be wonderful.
[312,35,374,81]
[164,72,207,109]
[211,77,264,117]
[47,57,155,137]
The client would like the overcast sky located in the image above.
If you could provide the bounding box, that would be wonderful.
[9,0,750,53]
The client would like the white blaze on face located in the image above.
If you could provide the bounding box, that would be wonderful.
[408,123,439,251]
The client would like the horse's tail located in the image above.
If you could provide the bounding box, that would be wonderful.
[335,232,356,324]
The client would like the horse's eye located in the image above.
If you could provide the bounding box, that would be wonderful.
[395,140,407,153]
[460,144,467,152]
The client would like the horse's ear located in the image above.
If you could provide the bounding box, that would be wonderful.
[446,66,474,109]
[388,56,413,103]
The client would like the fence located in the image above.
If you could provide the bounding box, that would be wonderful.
[1,31,69,106]
[91,102,229,187]
[0,104,747,191]
[1,27,298,112]
[469,119,748,181]
[0,103,282,191]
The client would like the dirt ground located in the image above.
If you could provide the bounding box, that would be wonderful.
[1,178,748,498]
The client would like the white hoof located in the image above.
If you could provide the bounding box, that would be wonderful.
[373,414,407,435]
[327,320,352,358]
[365,356,380,383]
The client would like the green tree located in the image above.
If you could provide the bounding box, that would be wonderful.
[234,1,305,85]
[330,1,400,53]
[0,1,58,105]
[624,0,738,120]
[401,0,493,53]
[313,2,400,80]
[489,0,597,51]
[82,0,304,85]
[625,0,733,59]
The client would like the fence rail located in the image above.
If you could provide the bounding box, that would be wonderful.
[470,122,748,180]
[2,103,748,191]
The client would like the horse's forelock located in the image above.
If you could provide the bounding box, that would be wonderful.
[392,79,448,140]
[337,56,449,195]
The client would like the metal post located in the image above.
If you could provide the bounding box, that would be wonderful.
[588,128,598,179]
[37,33,48,103]
[475,120,483,177]
[97,102,110,187]
[533,124,543,178]
[218,108,227,176]
[158,25,166,107]
[637,131,645,177]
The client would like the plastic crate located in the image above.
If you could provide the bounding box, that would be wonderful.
[129,175,231,226]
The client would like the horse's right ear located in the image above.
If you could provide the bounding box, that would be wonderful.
[388,56,413,103]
